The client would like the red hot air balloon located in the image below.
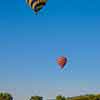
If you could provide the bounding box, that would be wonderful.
[57,56,67,69]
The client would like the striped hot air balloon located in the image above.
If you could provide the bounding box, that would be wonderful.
[57,56,67,69]
[26,0,47,14]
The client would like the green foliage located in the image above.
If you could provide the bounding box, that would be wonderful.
[0,92,13,100]
[56,95,62,100]
[56,95,66,100]
[66,94,100,100]
[30,96,43,100]
[94,94,100,100]
[0,91,100,100]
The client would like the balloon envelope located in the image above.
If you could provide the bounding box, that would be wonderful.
[57,56,67,69]
[26,0,47,14]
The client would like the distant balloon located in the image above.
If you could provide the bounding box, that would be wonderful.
[57,56,67,69]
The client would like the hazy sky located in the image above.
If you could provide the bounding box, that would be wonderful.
[0,0,100,100]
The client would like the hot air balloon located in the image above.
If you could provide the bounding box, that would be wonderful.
[57,56,67,69]
[26,0,47,14]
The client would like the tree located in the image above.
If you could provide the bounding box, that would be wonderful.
[56,95,63,100]
[62,96,66,100]
[87,94,96,100]
[56,95,66,100]
[94,95,100,100]
[0,92,13,100]
[29,96,43,100]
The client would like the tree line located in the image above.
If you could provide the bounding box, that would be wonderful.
[0,92,100,100]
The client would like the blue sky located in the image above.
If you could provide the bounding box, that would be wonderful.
[0,0,100,100]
